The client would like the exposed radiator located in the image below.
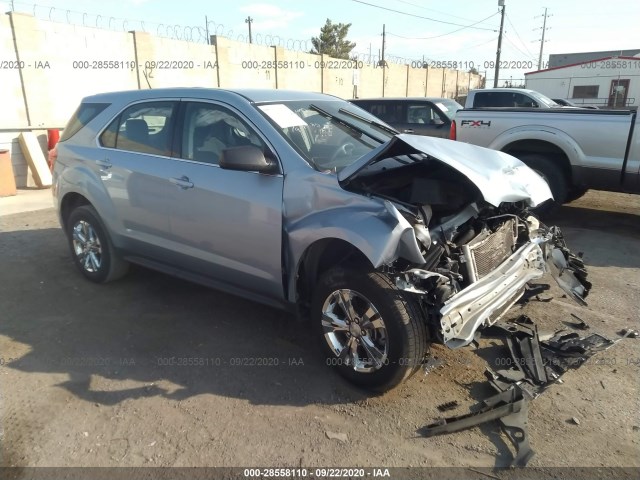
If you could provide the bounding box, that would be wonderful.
[463,219,518,282]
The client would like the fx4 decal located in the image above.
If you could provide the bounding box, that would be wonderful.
[460,120,492,127]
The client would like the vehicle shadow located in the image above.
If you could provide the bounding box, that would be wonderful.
[0,226,368,409]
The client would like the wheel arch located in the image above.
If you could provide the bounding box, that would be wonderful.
[293,238,374,312]
[60,192,92,229]
[501,139,574,186]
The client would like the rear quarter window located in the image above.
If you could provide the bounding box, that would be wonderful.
[59,103,110,142]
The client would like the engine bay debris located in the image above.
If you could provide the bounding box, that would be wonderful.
[420,315,619,467]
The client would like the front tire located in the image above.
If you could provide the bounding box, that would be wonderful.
[66,205,129,283]
[517,154,568,213]
[312,267,429,392]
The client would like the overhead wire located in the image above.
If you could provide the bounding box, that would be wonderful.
[505,12,536,57]
[350,0,498,31]
[390,0,495,25]
[386,12,499,40]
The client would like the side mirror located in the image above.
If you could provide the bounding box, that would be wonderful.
[219,146,279,174]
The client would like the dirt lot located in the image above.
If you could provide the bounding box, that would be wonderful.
[1,190,639,475]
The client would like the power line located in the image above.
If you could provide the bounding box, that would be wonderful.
[386,12,499,40]
[391,0,495,25]
[505,12,535,57]
[350,0,498,31]
[503,33,537,60]
[465,37,499,50]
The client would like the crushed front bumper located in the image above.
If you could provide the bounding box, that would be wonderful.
[439,227,590,349]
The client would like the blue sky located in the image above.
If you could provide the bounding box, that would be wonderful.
[4,0,640,82]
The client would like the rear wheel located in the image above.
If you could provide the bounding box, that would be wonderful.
[66,205,129,283]
[312,267,429,392]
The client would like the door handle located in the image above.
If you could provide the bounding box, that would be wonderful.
[403,129,414,134]
[169,176,194,189]
[96,159,112,169]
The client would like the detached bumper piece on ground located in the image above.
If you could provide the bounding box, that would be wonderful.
[420,315,616,467]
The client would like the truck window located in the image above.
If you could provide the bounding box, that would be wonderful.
[513,93,538,108]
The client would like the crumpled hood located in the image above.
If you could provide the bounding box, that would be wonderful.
[338,135,553,208]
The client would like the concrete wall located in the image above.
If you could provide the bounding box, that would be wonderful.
[0,12,482,187]
[134,32,218,89]
[0,14,29,128]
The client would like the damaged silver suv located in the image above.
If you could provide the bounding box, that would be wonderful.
[53,88,590,391]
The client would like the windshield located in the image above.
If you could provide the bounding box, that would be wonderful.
[255,100,394,172]
[529,90,560,107]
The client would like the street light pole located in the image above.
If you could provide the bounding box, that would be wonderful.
[493,0,506,88]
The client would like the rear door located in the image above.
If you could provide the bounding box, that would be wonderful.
[96,99,184,260]
[166,99,285,300]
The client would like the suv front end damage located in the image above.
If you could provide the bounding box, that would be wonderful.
[338,135,591,349]
[397,215,590,349]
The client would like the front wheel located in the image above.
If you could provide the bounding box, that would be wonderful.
[517,154,568,213]
[312,268,429,392]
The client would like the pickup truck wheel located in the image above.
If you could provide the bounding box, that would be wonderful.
[66,205,129,283]
[312,267,428,392]
[566,187,588,202]
[518,154,568,206]
[518,154,568,215]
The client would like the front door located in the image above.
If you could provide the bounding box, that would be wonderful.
[608,79,630,107]
[167,100,285,300]
[398,102,449,137]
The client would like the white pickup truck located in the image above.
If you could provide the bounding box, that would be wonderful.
[450,108,640,204]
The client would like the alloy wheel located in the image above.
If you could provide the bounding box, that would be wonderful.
[72,220,103,273]
[321,289,389,373]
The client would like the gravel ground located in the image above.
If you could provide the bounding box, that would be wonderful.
[0,190,639,476]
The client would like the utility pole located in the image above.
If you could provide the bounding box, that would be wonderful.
[493,0,506,88]
[245,16,253,44]
[381,24,386,67]
[536,8,550,70]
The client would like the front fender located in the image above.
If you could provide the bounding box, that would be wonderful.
[283,170,424,302]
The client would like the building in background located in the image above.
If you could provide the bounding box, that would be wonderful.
[548,49,640,68]
[525,51,640,109]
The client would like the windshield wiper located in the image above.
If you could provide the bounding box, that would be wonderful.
[308,104,387,144]
[338,108,399,136]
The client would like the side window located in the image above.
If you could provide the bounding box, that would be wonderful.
[474,92,490,108]
[99,101,177,156]
[407,104,444,125]
[494,93,512,107]
[367,102,402,124]
[513,93,538,107]
[180,102,265,165]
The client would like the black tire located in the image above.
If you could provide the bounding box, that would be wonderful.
[517,153,568,211]
[312,267,429,392]
[66,205,129,283]
[566,187,588,203]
